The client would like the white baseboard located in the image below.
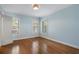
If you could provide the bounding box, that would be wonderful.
[1,40,13,46]
[0,35,39,46]
[17,35,39,40]
[1,35,79,49]
[40,35,79,49]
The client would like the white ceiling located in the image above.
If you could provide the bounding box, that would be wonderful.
[0,4,72,17]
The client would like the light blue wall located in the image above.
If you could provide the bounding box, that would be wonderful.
[0,12,39,45]
[16,15,39,40]
[40,5,79,47]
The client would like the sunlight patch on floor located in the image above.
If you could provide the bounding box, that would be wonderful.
[11,45,20,54]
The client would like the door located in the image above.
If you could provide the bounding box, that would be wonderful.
[1,15,13,45]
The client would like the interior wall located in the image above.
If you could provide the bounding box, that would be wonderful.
[40,5,79,48]
[0,12,39,46]
[16,15,39,40]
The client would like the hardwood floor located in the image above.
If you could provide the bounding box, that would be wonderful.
[0,37,79,54]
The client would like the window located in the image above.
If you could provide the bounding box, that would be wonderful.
[12,17,19,34]
[32,19,38,33]
[42,20,48,33]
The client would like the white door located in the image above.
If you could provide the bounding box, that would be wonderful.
[0,15,2,46]
[1,15,13,45]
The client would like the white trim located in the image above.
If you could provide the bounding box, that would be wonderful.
[40,35,79,49]
[1,36,39,46]
[16,35,39,40]
[1,16,3,35]
[1,40,13,46]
